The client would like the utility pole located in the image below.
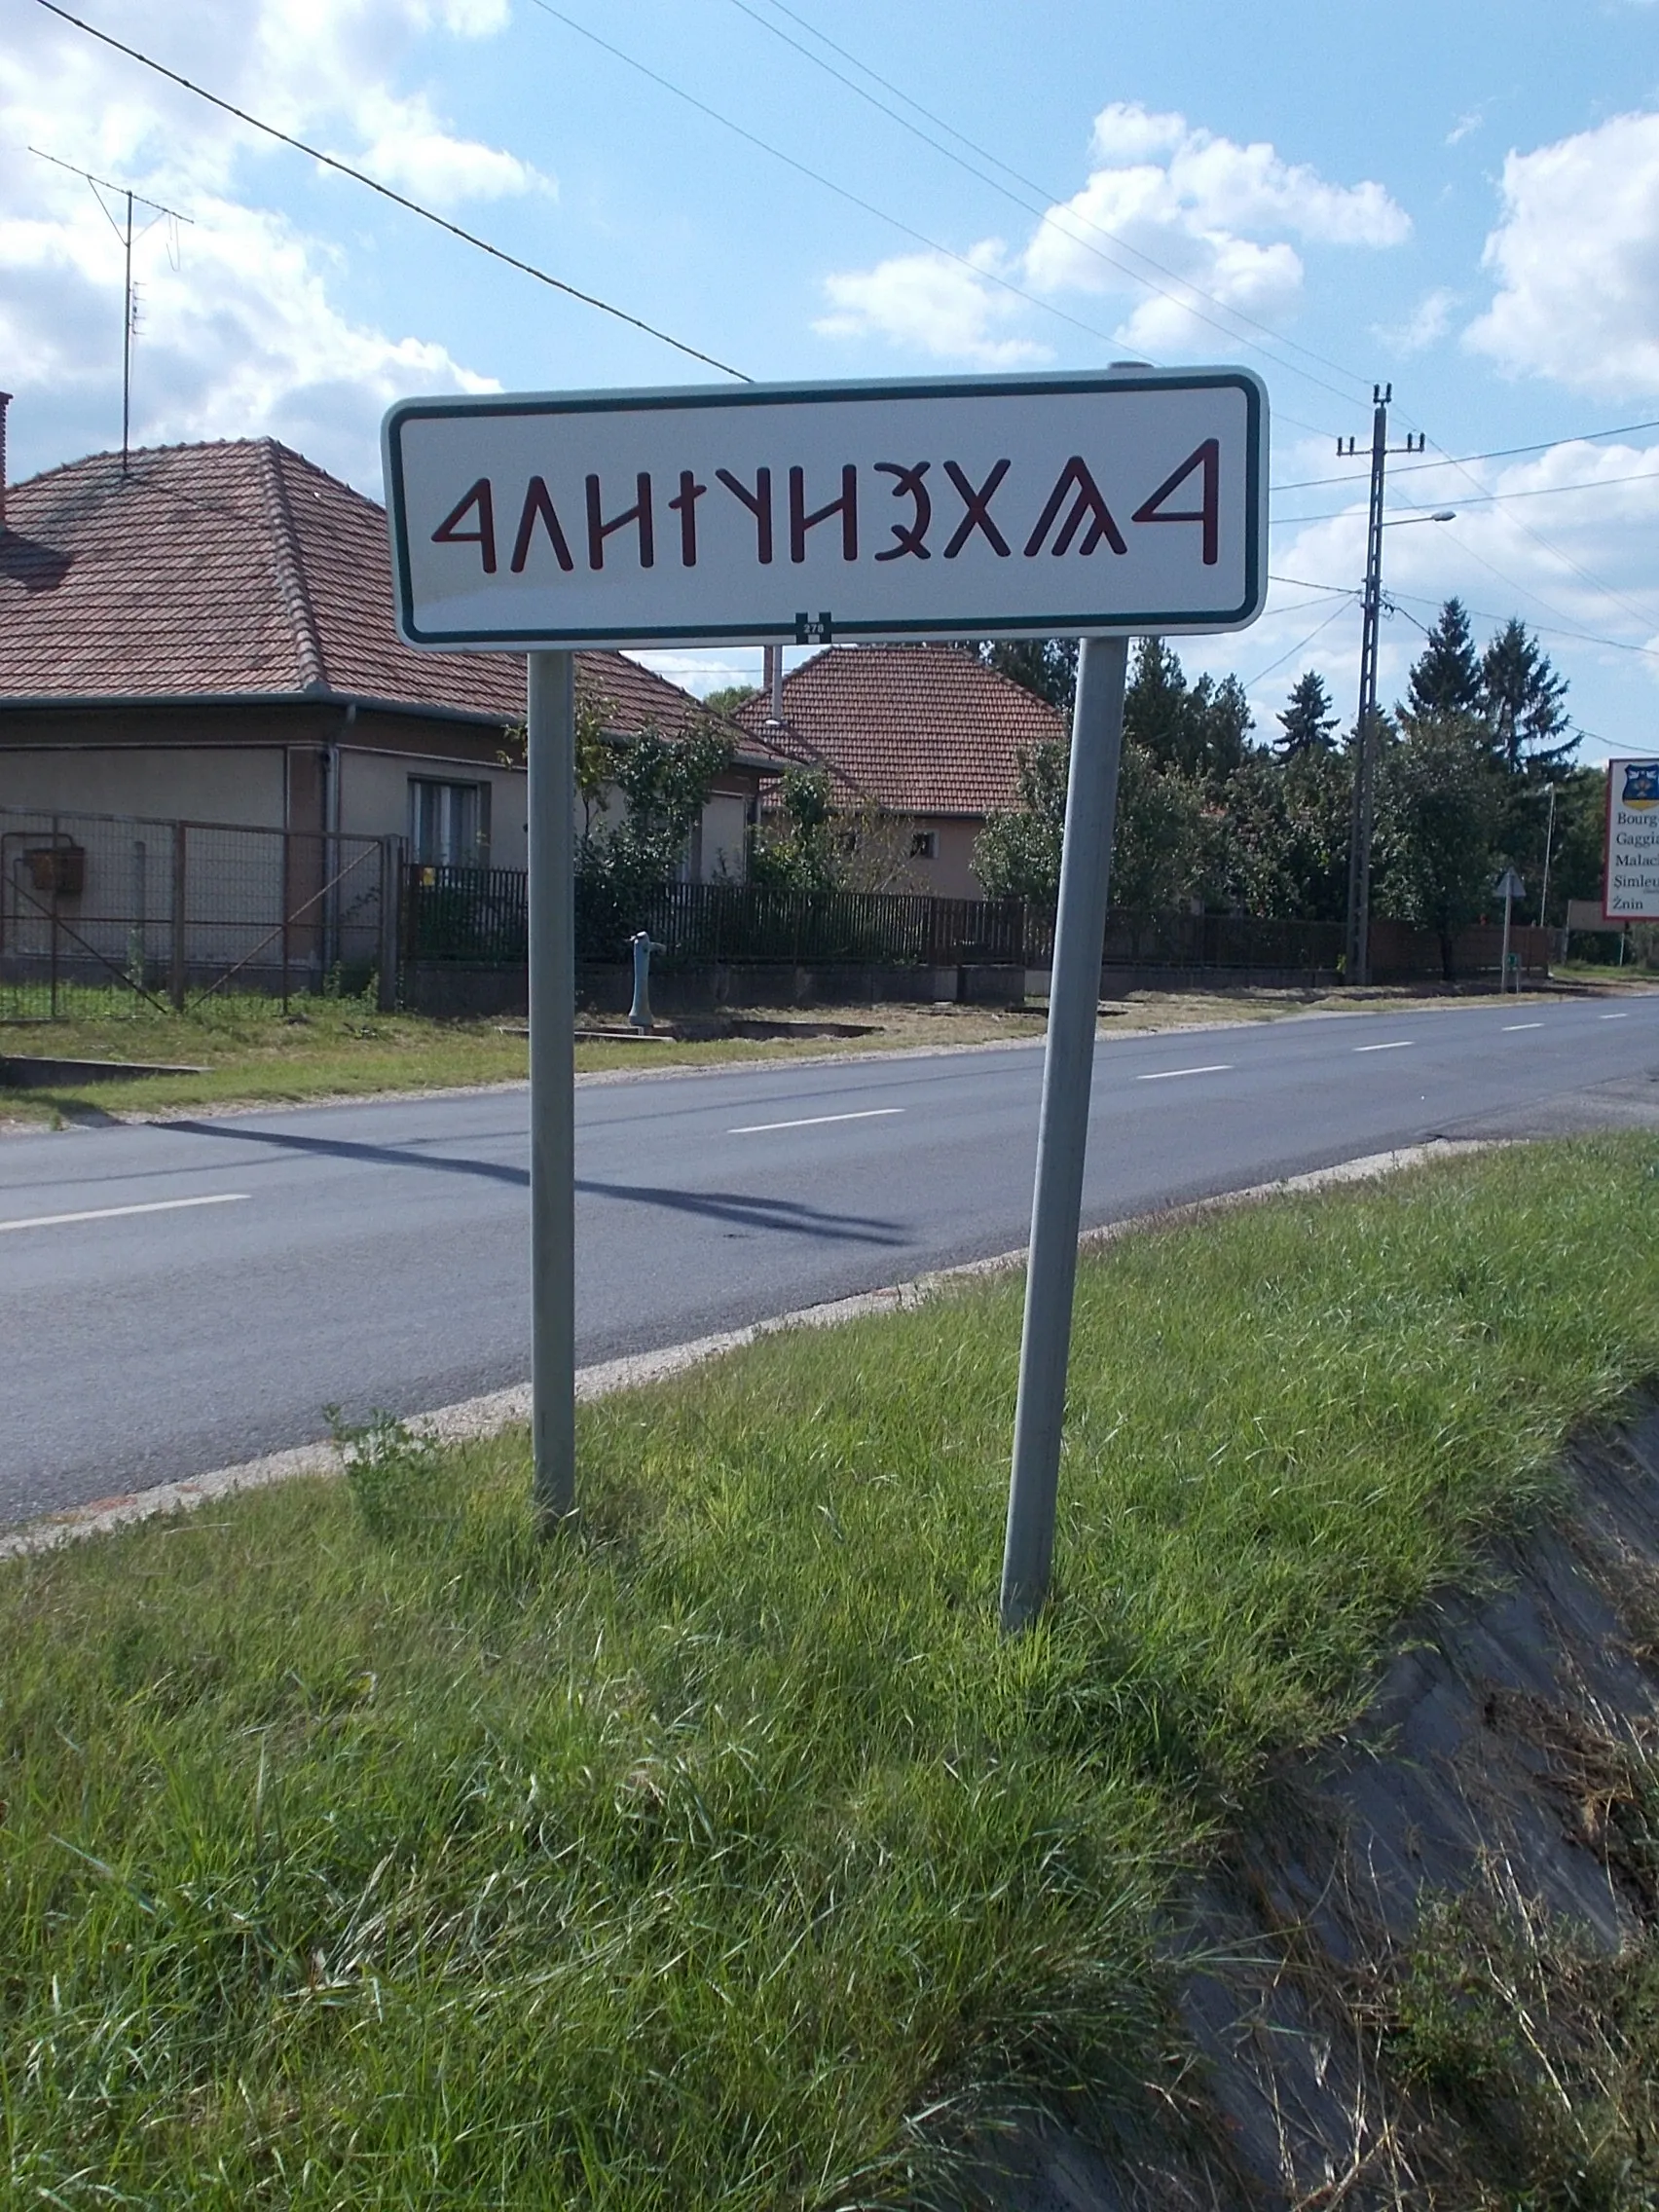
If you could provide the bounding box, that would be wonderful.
[1538,783,1559,930]
[1341,386,1424,986]
[28,149,192,475]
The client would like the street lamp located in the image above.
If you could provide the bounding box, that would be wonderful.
[1346,497,1457,986]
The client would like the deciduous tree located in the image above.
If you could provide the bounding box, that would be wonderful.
[1374,711,1500,980]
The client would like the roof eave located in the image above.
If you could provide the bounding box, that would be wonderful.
[0,685,518,729]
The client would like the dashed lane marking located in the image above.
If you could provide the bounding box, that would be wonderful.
[728,1108,904,1135]
[0,1194,249,1235]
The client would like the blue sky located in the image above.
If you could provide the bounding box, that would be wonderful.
[4,0,1658,759]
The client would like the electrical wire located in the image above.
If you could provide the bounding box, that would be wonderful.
[34,0,753,382]
[527,0,1303,390]
[1270,467,1659,528]
[1239,597,1353,689]
[1377,582,1659,662]
[1411,435,1659,631]
[725,0,1372,416]
[1272,572,1363,597]
[1272,416,1659,494]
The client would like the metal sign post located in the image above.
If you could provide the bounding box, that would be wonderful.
[1493,866,1525,996]
[528,650,576,1524]
[1000,634,1128,1632]
[385,365,1266,1584]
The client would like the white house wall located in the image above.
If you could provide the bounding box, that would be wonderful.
[0,745,288,829]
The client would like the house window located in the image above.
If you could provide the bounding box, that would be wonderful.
[910,830,938,861]
[409,779,488,867]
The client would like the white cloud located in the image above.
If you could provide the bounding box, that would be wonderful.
[1025,102,1408,354]
[818,103,1409,370]
[1447,108,1485,147]
[1465,110,1659,397]
[1244,431,1659,748]
[353,89,550,208]
[815,242,1049,368]
[1374,287,1456,354]
[0,0,525,490]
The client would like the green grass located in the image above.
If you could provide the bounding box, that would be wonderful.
[4,1137,1659,2206]
[0,987,531,1123]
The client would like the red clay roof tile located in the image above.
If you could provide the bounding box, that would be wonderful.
[0,437,769,752]
[735,644,1066,819]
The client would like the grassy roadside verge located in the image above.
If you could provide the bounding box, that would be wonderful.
[4,976,1627,1129]
[5,1137,1659,2205]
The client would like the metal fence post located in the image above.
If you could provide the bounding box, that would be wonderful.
[280,828,292,1014]
[529,650,577,1528]
[169,821,188,1012]
[1000,635,1130,1635]
[377,836,401,1013]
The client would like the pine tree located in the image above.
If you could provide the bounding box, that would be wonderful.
[1480,617,1575,779]
[1275,670,1340,757]
[1407,598,1483,719]
[1124,638,1191,770]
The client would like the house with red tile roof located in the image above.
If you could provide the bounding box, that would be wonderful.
[736,644,1067,900]
[0,404,778,879]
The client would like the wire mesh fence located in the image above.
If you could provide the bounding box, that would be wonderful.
[0,806,399,1020]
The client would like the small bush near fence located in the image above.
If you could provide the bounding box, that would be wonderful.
[404,866,1346,977]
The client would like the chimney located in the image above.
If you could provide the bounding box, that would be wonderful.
[0,392,10,537]
[763,643,784,723]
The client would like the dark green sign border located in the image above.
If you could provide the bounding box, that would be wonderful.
[383,367,1267,648]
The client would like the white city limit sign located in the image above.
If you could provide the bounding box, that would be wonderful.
[384,368,1268,650]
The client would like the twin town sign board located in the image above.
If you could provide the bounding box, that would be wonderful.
[384,367,1268,651]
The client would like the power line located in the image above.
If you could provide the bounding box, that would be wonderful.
[1272,571,1363,597]
[1378,582,1659,662]
[725,0,1373,415]
[1280,561,1659,665]
[527,0,1273,385]
[1271,466,1659,527]
[1239,597,1352,689]
[1413,433,1659,632]
[1272,415,1659,494]
[34,0,752,383]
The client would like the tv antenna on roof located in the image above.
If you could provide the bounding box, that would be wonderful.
[28,147,194,476]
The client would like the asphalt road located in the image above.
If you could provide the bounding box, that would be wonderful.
[3,994,1657,1528]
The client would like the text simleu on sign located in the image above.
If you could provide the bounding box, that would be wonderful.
[385,370,1268,650]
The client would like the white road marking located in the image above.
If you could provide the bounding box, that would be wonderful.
[1601,1012,1631,1020]
[1136,1063,1233,1081]
[728,1108,904,1135]
[1354,1041,1414,1052]
[0,1194,249,1235]
[1502,1022,1543,1032]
